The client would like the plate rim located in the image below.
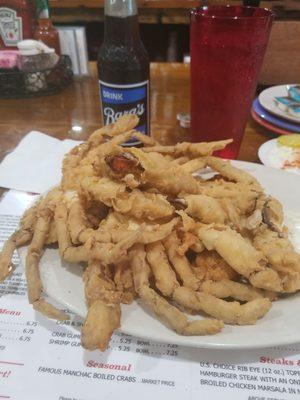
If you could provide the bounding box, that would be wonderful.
[253,97,300,133]
[258,84,300,124]
[251,108,292,135]
[258,138,278,168]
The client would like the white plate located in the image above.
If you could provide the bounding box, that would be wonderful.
[258,139,300,175]
[19,161,300,349]
[258,85,300,123]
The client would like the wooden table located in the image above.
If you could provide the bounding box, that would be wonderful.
[0,62,275,169]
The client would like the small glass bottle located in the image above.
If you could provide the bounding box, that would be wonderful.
[34,18,61,55]
[33,0,61,55]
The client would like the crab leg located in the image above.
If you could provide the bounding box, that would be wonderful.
[197,224,283,292]
[180,158,207,174]
[46,220,58,244]
[0,234,19,281]
[201,279,275,302]
[83,260,121,306]
[81,260,121,350]
[54,202,89,263]
[146,238,272,325]
[82,299,121,351]
[88,114,139,146]
[67,194,90,244]
[146,241,179,296]
[33,300,69,321]
[0,201,40,281]
[105,148,203,196]
[88,230,141,265]
[141,139,232,158]
[164,232,199,290]
[25,209,52,303]
[205,157,261,189]
[173,287,271,325]
[197,224,265,278]
[179,194,227,224]
[131,244,223,335]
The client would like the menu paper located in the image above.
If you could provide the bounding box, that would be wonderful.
[1,191,300,400]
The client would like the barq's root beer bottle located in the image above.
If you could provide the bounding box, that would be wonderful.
[98,0,150,144]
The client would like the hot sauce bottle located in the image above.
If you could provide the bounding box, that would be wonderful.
[33,0,61,55]
[0,0,35,49]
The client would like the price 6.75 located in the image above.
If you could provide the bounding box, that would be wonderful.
[19,336,31,342]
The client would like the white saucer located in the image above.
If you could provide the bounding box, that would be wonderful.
[258,85,300,123]
[258,139,300,175]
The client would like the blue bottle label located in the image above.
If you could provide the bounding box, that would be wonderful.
[99,80,149,144]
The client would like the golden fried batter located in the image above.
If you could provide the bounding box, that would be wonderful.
[0,115,299,352]
[194,250,238,282]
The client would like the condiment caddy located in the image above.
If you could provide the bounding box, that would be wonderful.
[0,0,73,97]
[0,40,72,97]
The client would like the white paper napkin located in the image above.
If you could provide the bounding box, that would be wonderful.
[0,131,82,194]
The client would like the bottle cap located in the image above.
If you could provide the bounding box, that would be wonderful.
[36,0,50,19]
[177,113,191,128]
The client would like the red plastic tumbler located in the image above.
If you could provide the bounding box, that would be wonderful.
[190,6,274,159]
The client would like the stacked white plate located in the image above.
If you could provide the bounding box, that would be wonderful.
[252,85,300,135]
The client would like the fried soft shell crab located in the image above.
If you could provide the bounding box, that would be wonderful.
[1,115,300,351]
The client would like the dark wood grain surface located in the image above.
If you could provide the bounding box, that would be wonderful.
[0,62,275,171]
[49,0,300,11]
